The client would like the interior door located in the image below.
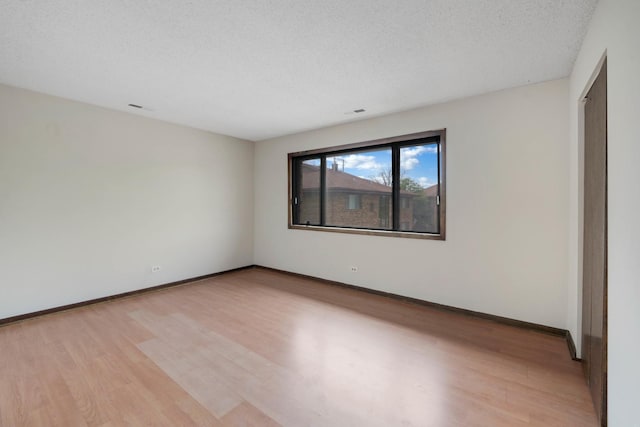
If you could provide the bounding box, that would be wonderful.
[581,59,607,426]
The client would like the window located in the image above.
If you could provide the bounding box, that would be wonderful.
[400,197,410,209]
[289,130,445,240]
[346,194,361,210]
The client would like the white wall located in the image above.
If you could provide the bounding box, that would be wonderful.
[0,84,254,319]
[255,79,570,329]
[568,0,640,424]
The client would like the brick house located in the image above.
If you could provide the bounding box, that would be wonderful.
[412,184,439,233]
[299,163,416,230]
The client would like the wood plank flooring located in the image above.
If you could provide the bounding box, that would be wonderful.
[0,268,598,426]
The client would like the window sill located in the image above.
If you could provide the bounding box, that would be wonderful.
[288,224,445,240]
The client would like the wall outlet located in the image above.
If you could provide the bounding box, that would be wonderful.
[350,266,358,272]
[151,265,161,273]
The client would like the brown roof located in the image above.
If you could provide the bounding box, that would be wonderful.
[423,184,439,196]
[302,164,416,195]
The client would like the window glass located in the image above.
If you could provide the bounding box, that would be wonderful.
[325,149,392,229]
[347,194,361,210]
[289,130,445,239]
[400,143,439,233]
[297,158,321,225]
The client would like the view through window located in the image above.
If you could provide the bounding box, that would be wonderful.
[290,130,445,239]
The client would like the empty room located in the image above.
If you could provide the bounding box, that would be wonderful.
[1,0,638,426]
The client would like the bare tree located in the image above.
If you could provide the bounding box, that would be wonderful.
[371,169,423,190]
[371,168,393,186]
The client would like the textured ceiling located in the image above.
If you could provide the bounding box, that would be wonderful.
[0,0,597,141]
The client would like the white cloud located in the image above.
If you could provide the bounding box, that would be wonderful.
[402,157,420,170]
[417,177,437,187]
[337,154,385,171]
[400,145,437,170]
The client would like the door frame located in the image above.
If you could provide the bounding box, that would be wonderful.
[579,54,608,426]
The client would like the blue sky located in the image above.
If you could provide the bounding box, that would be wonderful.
[325,143,439,188]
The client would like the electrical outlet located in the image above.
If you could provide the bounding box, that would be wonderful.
[151,265,161,273]
[350,266,358,272]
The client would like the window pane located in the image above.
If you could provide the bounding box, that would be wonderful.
[400,143,439,233]
[325,148,392,229]
[297,158,321,225]
[347,194,361,210]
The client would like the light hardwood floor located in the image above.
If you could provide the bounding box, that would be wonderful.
[0,268,597,426]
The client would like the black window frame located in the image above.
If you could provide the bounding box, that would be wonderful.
[288,129,446,240]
